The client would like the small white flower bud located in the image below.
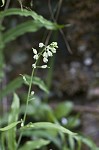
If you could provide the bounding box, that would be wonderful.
[51,48,56,53]
[31,91,35,95]
[41,65,47,68]
[39,43,44,48]
[47,50,53,56]
[32,48,37,54]
[32,63,36,68]
[43,51,48,58]
[51,42,58,48]
[43,57,48,63]
[23,76,27,82]
[33,54,39,60]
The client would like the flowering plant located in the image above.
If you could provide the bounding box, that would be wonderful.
[17,42,59,145]
[32,42,58,68]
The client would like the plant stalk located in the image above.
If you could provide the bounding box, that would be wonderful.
[17,68,35,149]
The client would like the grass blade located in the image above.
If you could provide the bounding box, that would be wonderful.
[7,93,20,150]
[0,121,21,131]
[19,139,50,150]
[3,20,43,44]
[22,122,76,136]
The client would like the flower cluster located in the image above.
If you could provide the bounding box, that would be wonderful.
[32,42,58,69]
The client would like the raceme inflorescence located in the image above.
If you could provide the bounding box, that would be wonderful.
[32,42,58,69]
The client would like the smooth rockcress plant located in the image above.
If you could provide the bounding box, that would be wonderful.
[25,41,58,122]
[17,42,58,146]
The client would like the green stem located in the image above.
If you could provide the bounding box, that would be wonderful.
[23,68,35,123]
[17,68,35,149]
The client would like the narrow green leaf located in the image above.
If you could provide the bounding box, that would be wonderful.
[22,130,61,149]
[3,20,43,44]
[19,139,50,150]
[81,137,99,150]
[8,93,20,123]
[0,74,49,100]
[25,75,49,94]
[0,8,62,30]
[54,101,73,119]
[0,132,6,150]
[7,93,20,150]
[0,77,23,100]
[68,135,75,150]
[75,135,99,150]
[22,122,76,136]
[0,121,21,131]
[37,103,56,122]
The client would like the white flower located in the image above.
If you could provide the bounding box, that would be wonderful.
[32,63,36,68]
[31,91,35,95]
[32,48,37,54]
[41,65,47,68]
[51,48,56,53]
[33,54,39,60]
[43,51,48,58]
[47,50,53,56]
[46,45,50,49]
[51,42,58,48]
[39,43,44,48]
[43,57,48,63]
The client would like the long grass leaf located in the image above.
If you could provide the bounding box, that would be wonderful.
[0,8,62,30]
[0,121,21,131]
[22,122,76,136]
[19,139,50,150]
[7,93,20,150]
[3,20,43,44]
